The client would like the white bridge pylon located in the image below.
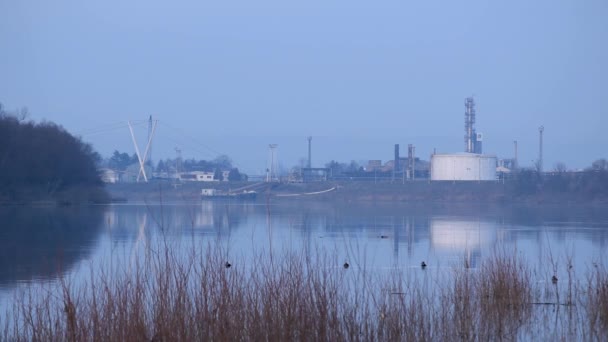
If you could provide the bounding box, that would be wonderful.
[128,119,158,182]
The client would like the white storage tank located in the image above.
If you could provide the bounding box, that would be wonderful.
[431,153,497,181]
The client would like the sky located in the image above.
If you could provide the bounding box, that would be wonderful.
[1,0,607,174]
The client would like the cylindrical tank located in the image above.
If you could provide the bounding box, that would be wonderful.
[431,153,497,181]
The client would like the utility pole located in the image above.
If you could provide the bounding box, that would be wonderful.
[148,115,153,164]
[513,140,518,170]
[307,136,312,168]
[128,120,156,182]
[137,119,157,182]
[412,146,416,180]
[538,126,544,173]
[175,147,182,176]
[393,144,399,182]
[268,144,278,182]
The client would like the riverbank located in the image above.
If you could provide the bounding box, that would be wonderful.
[104,180,607,205]
[0,185,109,206]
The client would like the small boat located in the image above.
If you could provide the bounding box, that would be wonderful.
[201,189,257,200]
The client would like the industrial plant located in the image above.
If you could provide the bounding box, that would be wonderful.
[297,96,503,183]
[97,96,530,185]
[429,97,498,182]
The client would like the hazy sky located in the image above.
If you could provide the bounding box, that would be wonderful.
[1,0,606,173]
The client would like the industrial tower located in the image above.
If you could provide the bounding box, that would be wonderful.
[464,97,483,154]
[464,97,476,153]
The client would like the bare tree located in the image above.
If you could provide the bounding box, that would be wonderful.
[534,159,543,174]
[17,107,29,121]
[554,162,567,173]
[591,159,608,171]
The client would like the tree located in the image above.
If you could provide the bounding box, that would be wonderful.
[213,168,223,181]
[591,159,608,172]
[213,155,232,170]
[554,162,567,173]
[0,109,105,201]
[326,160,345,175]
[156,160,166,172]
[108,150,136,171]
[325,160,361,177]
[347,160,361,173]
[0,103,28,121]
[513,169,541,195]
[228,168,242,181]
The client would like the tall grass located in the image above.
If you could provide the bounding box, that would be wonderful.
[2,243,607,341]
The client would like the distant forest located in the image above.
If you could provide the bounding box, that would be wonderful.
[0,104,107,204]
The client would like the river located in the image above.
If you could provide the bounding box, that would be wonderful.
[2,201,608,339]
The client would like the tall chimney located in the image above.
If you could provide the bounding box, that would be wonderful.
[307,136,312,168]
[394,144,400,172]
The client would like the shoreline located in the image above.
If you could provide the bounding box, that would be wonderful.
[103,180,608,206]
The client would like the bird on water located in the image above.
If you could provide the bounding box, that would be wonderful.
[421,261,427,269]
[225,262,232,269]
[343,262,350,269]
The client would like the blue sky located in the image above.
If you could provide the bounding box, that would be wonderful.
[1,0,606,173]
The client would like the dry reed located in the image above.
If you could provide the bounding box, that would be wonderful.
[1,243,607,341]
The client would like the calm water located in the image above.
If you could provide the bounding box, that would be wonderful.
[1,201,608,307]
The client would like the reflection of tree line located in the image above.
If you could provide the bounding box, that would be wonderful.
[0,206,105,286]
[2,203,606,288]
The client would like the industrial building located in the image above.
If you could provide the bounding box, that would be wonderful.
[430,97,497,181]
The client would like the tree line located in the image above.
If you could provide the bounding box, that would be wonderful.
[103,150,245,181]
[0,104,105,203]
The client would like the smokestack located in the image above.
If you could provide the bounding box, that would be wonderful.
[394,144,400,172]
[412,145,416,180]
[393,144,400,181]
[307,136,312,168]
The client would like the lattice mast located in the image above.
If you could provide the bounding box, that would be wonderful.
[464,97,476,153]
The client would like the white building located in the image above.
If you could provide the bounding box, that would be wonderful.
[99,168,118,183]
[431,153,497,181]
[179,171,217,182]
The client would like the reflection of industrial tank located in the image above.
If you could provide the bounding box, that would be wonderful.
[430,218,497,251]
[430,218,497,268]
[430,153,497,181]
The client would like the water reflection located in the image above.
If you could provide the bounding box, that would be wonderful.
[0,205,105,287]
[3,202,607,289]
[429,219,497,268]
[99,202,608,272]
